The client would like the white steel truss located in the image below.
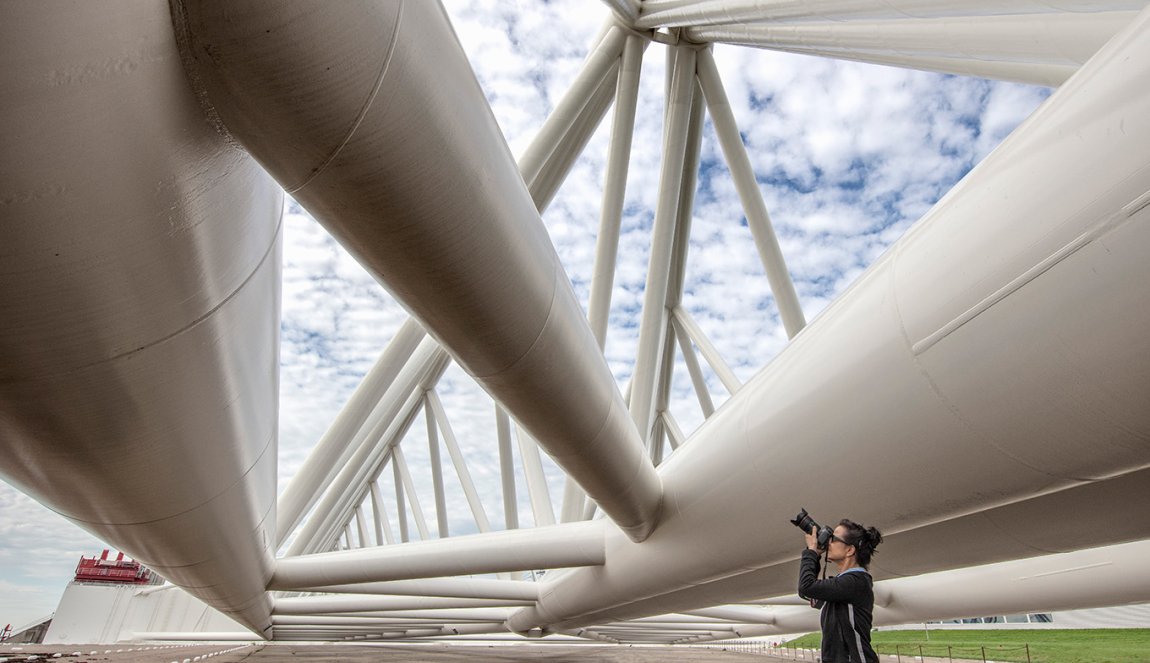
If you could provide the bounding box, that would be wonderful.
[2,0,1149,646]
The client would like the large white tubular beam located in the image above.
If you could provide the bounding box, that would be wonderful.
[173,0,663,543]
[569,464,1150,625]
[0,1,280,635]
[707,540,1150,642]
[692,12,1135,66]
[276,317,425,546]
[508,5,1150,631]
[688,12,1136,86]
[295,578,539,601]
[271,521,606,590]
[637,0,1149,29]
[708,43,1078,87]
[601,0,641,24]
[696,48,805,338]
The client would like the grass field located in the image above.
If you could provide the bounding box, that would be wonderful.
[785,629,1150,663]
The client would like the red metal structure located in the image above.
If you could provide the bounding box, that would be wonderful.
[74,550,153,585]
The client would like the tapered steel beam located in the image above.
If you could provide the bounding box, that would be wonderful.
[1,0,280,635]
[174,0,663,543]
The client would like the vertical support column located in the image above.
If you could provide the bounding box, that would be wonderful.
[393,461,409,544]
[696,48,806,339]
[427,390,491,533]
[651,73,707,462]
[588,33,646,349]
[354,504,369,549]
[369,480,393,545]
[630,46,698,444]
[495,406,518,530]
[560,479,587,524]
[425,393,450,538]
[516,424,556,527]
[392,446,431,540]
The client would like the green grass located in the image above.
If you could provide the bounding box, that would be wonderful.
[784,629,1150,663]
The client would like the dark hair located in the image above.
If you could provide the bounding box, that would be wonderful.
[838,519,883,568]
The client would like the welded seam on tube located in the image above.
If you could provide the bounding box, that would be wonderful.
[285,2,405,194]
[912,207,1139,355]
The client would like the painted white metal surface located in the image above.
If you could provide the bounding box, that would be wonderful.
[3,0,1149,646]
[170,0,663,543]
[506,2,1150,632]
[0,0,279,636]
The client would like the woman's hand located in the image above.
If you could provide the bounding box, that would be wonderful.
[804,526,819,551]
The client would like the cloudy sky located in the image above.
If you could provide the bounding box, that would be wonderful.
[0,0,1051,632]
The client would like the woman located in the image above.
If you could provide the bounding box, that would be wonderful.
[798,519,884,663]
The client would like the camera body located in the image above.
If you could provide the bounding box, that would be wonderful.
[791,508,834,550]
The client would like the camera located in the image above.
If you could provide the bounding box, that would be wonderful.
[790,508,834,550]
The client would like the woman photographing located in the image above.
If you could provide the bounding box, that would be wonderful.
[798,519,884,663]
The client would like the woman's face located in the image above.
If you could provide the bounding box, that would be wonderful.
[827,525,855,563]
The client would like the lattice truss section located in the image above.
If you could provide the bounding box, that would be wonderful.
[265,0,1148,644]
[4,0,1149,647]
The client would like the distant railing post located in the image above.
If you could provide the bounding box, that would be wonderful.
[948,645,953,662]
[1026,643,1032,663]
[919,645,924,659]
[896,644,902,663]
[981,645,987,663]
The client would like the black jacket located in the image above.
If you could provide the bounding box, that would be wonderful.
[798,549,878,663]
